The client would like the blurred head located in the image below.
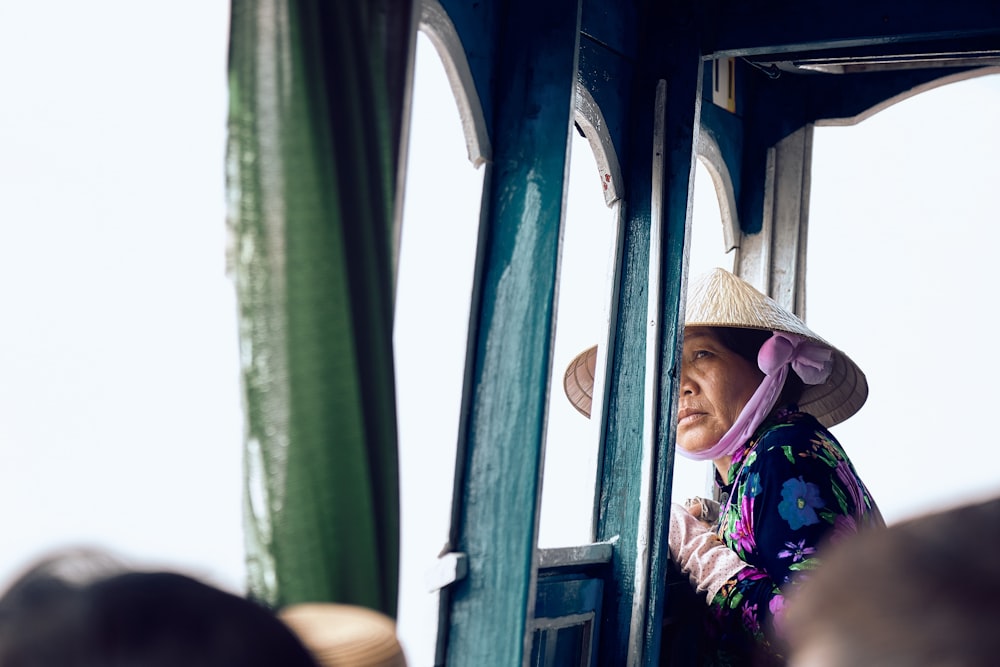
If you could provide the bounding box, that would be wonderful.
[0,551,319,667]
[784,496,1000,667]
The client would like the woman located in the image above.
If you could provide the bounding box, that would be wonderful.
[564,268,882,665]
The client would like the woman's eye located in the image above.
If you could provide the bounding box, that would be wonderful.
[693,350,710,360]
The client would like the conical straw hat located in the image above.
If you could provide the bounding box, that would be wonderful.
[279,603,407,667]
[563,344,598,418]
[563,268,867,428]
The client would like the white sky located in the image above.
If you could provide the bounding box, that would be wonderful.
[807,72,1000,522]
[0,2,242,592]
[1,5,998,666]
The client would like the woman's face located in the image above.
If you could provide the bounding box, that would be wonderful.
[677,327,765,456]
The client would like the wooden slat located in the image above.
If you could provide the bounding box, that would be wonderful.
[703,0,1000,58]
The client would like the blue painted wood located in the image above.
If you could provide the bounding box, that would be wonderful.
[590,40,658,667]
[534,577,604,619]
[441,0,583,664]
[428,4,1000,665]
[436,0,499,141]
[532,576,605,665]
[532,552,610,666]
[582,7,704,664]
[702,0,1000,58]
[586,7,704,663]
[751,35,1000,66]
[694,2,1000,234]
[699,59,745,213]
[594,102,653,664]
[575,8,707,664]
[580,0,639,62]
[644,25,705,667]
[577,36,635,182]
[702,62,991,235]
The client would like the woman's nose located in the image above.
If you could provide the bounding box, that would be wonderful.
[679,367,695,395]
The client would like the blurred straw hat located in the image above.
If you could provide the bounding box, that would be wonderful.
[279,603,407,667]
[563,268,867,428]
[564,344,598,418]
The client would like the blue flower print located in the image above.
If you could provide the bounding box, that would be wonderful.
[703,411,884,665]
[778,476,824,529]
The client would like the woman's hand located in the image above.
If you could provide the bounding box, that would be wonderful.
[685,498,704,517]
[683,496,721,523]
[669,503,746,602]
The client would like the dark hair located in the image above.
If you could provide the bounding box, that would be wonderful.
[0,552,319,667]
[712,326,805,409]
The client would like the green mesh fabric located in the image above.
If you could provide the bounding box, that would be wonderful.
[226,0,410,617]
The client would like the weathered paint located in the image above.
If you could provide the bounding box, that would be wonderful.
[644,22,705,667]
[441,1,583,665]
[580,4,705,663]
[592,63,657,667]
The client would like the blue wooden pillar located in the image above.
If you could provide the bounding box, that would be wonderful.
[645,21,705,667]
[441,0,583,664]
[593,80,656,666]
[592,4,703,663]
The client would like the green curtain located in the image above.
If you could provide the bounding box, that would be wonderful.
[226,0,413,617]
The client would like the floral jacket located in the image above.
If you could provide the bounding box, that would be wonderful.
[706,408,883,665]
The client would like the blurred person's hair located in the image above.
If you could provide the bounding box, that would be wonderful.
[784,496,1000,667]
[0,548,319,667]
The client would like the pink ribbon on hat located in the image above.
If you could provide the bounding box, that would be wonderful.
[679,332,833,462]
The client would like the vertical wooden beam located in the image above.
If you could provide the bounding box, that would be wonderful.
[443,1,583,664]
[595,79,656,667]
[645,25,704,667]
[594,7,703,663]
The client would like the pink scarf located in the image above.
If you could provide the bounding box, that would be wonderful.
[678,332,833,461]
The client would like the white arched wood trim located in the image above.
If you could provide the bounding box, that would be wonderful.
[817,66,1000,127]
[418,0,492,167]
[695,132,741,253]
[574,83,624,207]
